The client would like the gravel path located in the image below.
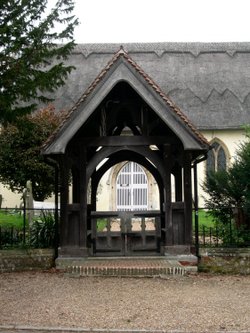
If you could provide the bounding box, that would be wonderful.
[0,271,250,332]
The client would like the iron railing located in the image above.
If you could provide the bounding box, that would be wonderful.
[0,207,58,249]
[1,206,250,250]
[197,225,250,248]
[193,208,250,249]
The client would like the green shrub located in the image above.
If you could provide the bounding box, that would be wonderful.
[215,222,250,246]
[0,227,24,248]
[30,211,55,248]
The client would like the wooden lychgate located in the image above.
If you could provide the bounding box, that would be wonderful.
[42,48,209,259]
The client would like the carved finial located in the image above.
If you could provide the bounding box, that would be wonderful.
[118,45,126,55]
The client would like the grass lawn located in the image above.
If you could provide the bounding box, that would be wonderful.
[193,209,214,228]
[0,210,24,229]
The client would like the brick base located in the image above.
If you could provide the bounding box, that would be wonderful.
[56,257,194,277]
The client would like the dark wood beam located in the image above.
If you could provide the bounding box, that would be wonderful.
[79,136,177,147]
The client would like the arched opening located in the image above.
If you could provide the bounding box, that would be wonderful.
[116,162,148,211]
[88,156,162,256]
[96,161,160,212]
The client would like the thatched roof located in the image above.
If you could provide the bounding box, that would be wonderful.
[49,42,250,130]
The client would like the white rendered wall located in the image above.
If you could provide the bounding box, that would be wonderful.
[197,129,246,207]
[0,184,56,209]
[0,185,21,208]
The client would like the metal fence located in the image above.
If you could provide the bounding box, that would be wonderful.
[0,207,58,249]
[194,208,250,249]
[198,225,250,247]
[1,206,250,250]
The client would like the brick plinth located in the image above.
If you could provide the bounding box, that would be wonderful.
[55,257,195,277]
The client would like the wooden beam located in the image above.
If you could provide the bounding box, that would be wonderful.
[79,136,177,147]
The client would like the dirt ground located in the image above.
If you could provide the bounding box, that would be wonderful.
[0,271,250,332]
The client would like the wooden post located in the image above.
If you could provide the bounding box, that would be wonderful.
[72,167,80,203]
[91,172,98,212]
[89,173,98,234]
[163,144,173,246]
[79,146,88,255]
[58,156,69,248]
[184,151,192,245]
[175,166,183,202]
[54,163,59,259]
[193,162,200,257]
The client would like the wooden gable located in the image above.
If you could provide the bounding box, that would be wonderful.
[42,48,209,156]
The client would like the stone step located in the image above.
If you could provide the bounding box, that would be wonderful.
[67,265,186,277]
[62,258,189,277]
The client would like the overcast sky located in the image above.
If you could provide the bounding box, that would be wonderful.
[72,0,250,43]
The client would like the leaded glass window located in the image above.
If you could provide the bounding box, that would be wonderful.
[206,141,228,175]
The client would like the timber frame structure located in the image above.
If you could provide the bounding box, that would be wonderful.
[42,47,210,258]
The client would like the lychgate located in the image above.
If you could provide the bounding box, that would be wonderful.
[42,47,210,261]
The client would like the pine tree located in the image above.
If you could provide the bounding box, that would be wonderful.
[0,0,78,123]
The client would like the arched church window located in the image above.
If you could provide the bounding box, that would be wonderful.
[206,140,228,175]
[116,162,148,211]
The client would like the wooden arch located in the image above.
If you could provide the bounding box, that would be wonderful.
[89,149,165,217]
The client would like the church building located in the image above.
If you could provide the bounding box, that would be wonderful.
[1,43,250,260]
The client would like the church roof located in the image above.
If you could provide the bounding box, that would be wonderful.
[42,47,209,154]
[48,42,250,130]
